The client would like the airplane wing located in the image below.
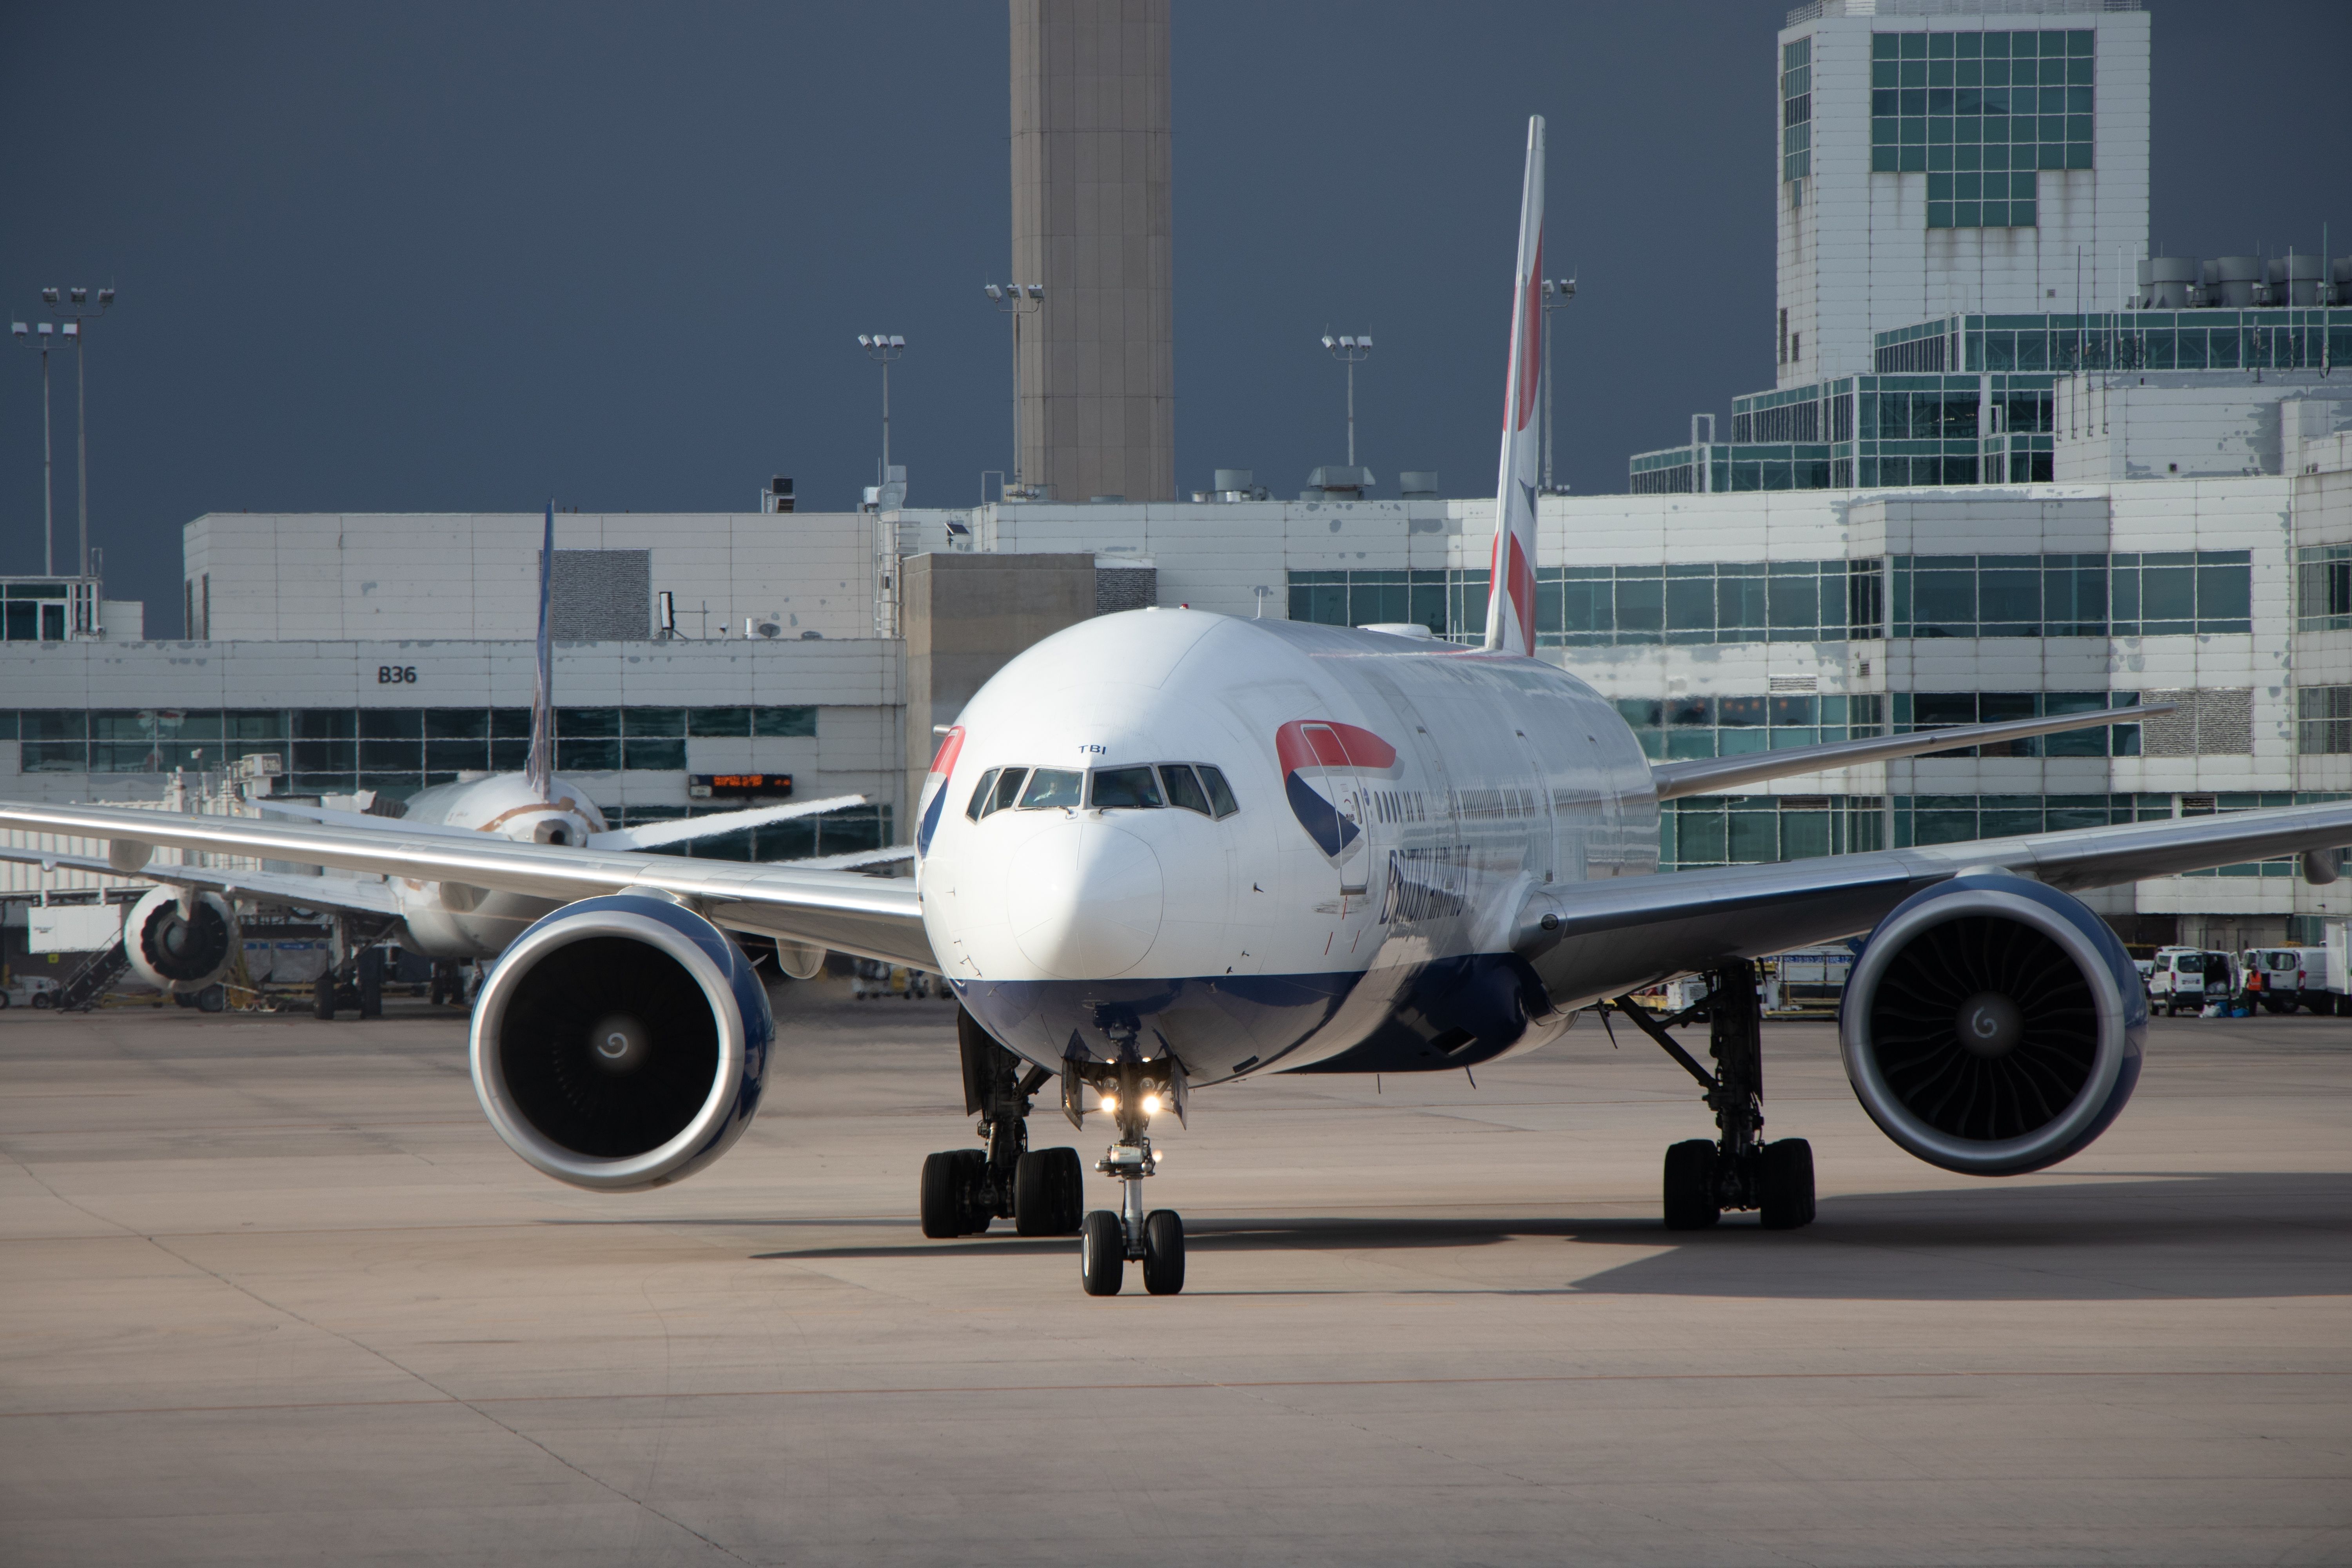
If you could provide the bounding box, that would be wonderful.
[255,792,873,853]
[1522,799,2352,1008]
[0,801,933,970]
[1648,703,2174,800]
[774,845,916,871]
[0,841,403,915]
[586,795,869,851]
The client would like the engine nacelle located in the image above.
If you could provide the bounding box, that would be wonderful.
[470,894,773,1191]
[1840,873,2143,1176]
[124,886,239,993]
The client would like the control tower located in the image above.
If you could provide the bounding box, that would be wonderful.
[1010,0,1175,503]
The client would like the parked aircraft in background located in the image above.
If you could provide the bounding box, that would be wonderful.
[6,119,2350,1298]
[0,505,896,1010]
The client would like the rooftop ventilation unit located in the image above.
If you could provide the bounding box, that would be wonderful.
[761,475,795,514]
[1302,465,1374,500]
[1399,470,1439,499]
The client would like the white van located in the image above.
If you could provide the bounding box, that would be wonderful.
[2150,948,2234,1016]
[2239,947,2332,1014]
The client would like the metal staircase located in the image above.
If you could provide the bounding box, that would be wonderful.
[55,941,130,1013]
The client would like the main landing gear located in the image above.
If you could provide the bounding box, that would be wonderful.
[1065,1055,1186,1297]
[1610,958,1816,1232]
[919,1009,1087,1242]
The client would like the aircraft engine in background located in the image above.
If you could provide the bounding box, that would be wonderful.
[123,886,239,994]
[1840,873,2145,1176]
[470,894,772,1191]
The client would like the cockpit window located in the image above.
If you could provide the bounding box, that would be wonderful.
[1090,766,1163,809]
[984,768,1026,817]
[1197,764,1240,818]
[964,768,1000,821]
[1159,764,1210,815]
[1019,768,1084,809]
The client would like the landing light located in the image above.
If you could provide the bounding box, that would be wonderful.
[1141,1093,1162,1116]
[1099,1092,1118,1114]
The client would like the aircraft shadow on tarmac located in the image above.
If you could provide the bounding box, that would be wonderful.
[748,1172,2352,1302]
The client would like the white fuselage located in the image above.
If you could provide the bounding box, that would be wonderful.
[917,609,1659,1082]
[380,774,604,958]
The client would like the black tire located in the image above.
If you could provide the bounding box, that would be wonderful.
[1662,1139,1720,1231]
[1757,1138,1816,1230]
[174,991,199,1009]
[2261,998,2288,1015]
[920,1151,965,1238]
[196,984,227,1014]
[0,992,10,1009]
[314,974,336,1021]
[31,993,52,1010]
[1142,1209,1185,1295]
[1080,1210,1125,1296]
[951,1148,991,1234]
[1015,1147,1084,1236]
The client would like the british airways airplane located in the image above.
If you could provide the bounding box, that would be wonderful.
[7,117,2350,1297]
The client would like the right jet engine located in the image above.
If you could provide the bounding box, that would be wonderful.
[1839,872,2145,1176]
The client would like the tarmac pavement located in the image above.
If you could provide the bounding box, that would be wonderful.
[2,984,2347,1566]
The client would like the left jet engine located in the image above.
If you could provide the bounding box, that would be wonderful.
[1839,872,2144,1176]
[470,894,773,1191]
[123,886,238,993]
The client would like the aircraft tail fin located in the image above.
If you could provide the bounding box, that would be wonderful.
[1481,115,1545,659]
[526,501,555,800]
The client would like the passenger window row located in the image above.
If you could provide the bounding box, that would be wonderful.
[966,762,1240,821]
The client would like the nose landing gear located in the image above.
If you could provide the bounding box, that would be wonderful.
[1067,1055,1187,1296]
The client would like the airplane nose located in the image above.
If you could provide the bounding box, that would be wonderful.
[1007,820,1164,978]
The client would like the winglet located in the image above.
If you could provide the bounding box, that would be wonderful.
[526,501,555,800]
[1482,115,1545,659]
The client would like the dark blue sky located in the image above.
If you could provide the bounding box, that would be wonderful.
[3,2,2345,628]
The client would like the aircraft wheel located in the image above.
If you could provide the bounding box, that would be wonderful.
[1662,1139,1721,1231]
[1014,1147,1085,1236]
[1080,1210,1125,1296]
[920,1149,987,1238]
[1141,1209,1186,1295]
[196,985,228,1014]
[174,991,199,1009]
[1757,1138,1816,1230]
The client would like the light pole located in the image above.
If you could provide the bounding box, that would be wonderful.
[9,319,56,575]
[1540,277,1576,494]
[45,286,114,578]
[856,333,905,479]
[984,284,1043,498]
[1320,333,1373,469]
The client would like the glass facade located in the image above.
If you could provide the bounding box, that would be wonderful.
[2296,545,2352,631]
[1869,28,2093,228]
[1664,792,2334,877]
[1,582,71,643]
[1891,552,2250,638]
[1613,691,2138,763]
[1288,561,1878,648]
[1633,374,2060,494]
[1782,38,1811,183]
[1,704,819,799]
[1880,309,2352,376]
[2297,687,2352,755]
[1292,556,2250,645]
